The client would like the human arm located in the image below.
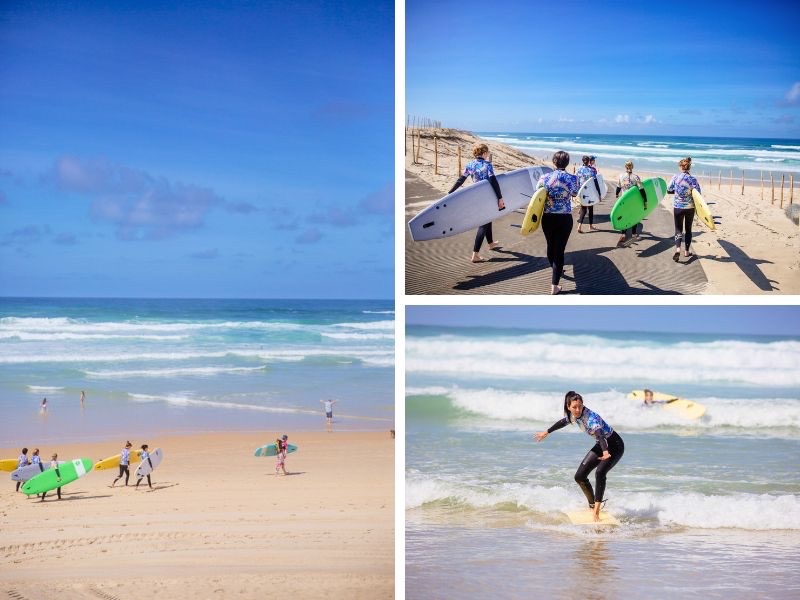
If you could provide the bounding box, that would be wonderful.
[488,175,505,209]
[534,417,570,442]
[448,176,467,194]
[667,175,676,194]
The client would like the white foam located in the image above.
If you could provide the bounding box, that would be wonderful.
[84,365,268,379]
[127,393,316,415]
[321,332,394,341]
[333,320,395,331]
[26,385,65,392]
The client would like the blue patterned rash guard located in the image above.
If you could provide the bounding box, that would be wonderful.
[463,158,495,182]
[618,172,641,192]
[575,165,596,187]
[668,173,701,210]
[547,407,615,452]
[537,170,579,214]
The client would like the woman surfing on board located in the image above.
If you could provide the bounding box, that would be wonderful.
[534,391,624,522]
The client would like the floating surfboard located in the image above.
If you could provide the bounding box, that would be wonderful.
[609,177,667,231]
[21,458,94,495]
[0,458,20,472]
[11,461,64,482]
[408,166,553,241]
[566,509,620,526]
[691,189,716,230]
[254,443,298,457]
[577,174,607,206]
[134,448,163,479]
[520,187,548,235]
[94,450,143,471]
[627,390,706,420]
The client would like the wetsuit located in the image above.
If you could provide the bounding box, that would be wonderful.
[616,172,646,238]
[135,450,153,489]
[41,459,61,501]
[449,158,504,253]
[667,173,700,250]
[537,170,579,286]
[576,165,600,226]
[113,447,131,486]
[547,407,625,506]
[15,453,28,492]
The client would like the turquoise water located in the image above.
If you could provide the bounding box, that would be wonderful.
[0,298,394,446]
[406,324,800,599]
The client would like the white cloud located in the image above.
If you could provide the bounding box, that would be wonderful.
[643,114,658,124]
[615,114,630,123]
[786,82,800,105]
[557,116,575,123]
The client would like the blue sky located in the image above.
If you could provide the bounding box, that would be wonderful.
[407,0,800,138]
[406,306,800,337]
[0,1,393,299]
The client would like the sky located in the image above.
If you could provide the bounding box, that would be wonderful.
[406,306,800,337]
[0,1,393,299]
[406,0,800,138]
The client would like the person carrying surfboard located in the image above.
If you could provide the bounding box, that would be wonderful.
[537,151,579,294]
[40,453,62,501]
[615,161,646,246]
[14,448,29,492]
[576,155,601,233]
[275,434,289,476]
[533,391,625,522]
[447,143,505,263]
[667,157,701,262]
[112,441,133,487]
[135,444,153,489]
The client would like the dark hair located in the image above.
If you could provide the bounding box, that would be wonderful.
[553,151,570,170]
[644,389,653,395]
[563,391,583,423]
[141,444,148,450]
[22,447,28,454]
[582,155,591,165]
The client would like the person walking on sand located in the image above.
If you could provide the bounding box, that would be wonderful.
[537,151,579,294]
[667,157,701,262]
[534,391,625,522]
[447,143,505,263]
[576,155,601,233]
[275,435,289,476]
[135,444,153,490]
[320,398,337,431]
[80,390,85,408]
[112,441,133,487]
[15,447,30,492]
[40,453,62,501]
[615,161,646,246]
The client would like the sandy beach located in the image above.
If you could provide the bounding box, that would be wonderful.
[0,431,394,599]
[405,128,800,294]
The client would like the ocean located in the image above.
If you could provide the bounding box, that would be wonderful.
[0,298,394,447]
[481,131,800,179]
[406,324,800,599]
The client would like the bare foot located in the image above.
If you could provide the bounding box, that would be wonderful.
[551,285,562,295]
[488,241,501,250]
[590,226,599,231]
[471,253,485,263]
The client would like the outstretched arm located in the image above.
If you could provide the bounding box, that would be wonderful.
[534,417,570,442]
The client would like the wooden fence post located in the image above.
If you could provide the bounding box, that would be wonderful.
[760,170,764,200]
[718,170,721,190]
[780,174,785,208]
[729,169,733,192]
[791,174,794,204]
[771,172,775,204]
[434,135,439,175]
[457,145,462,175]
[741,170,744,195]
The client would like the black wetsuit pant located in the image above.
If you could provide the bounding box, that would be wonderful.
[577,205,594,226]
[136,474,152,489]
[574,431,625,506]
[541,213,572,286]
[673,207,695,250]
[113,464,130,486]
[473,223,494,252]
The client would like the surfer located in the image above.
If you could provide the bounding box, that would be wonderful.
[80,390,85,408]
[667,157,701,262]
[135,444,153,489]
[534,391,625,522]
[576,155,600,233]
[15,448,30,492]
[31,449,43,497]
[320,398,337,432]
[40,397,47,413]
[615,161,646,246]
[40,453,62,501]
[537,151,579,294]
[447,143,505,263]
[112,441,133,487]
[275,434,289,476]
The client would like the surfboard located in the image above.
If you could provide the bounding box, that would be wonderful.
[93,450,143,470]
[520,187,548,235]
[609,177,667,231]
[627,390,706,419]
[692,189,716,230]
[566,509,620,526]
[254,443,298,457]
[21,458,93,495]
[407,166,553,241]
[0,458,20,472]
[577,174,607,207]
[11,461,64,482]
[134,448,163,478]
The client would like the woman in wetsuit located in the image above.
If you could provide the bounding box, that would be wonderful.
[534,391,625,521]
[575,155,601,234]
[448,143,505,263]
[667,157,701,262]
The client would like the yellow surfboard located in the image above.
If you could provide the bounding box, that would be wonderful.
[93,450,144,470]
[628,390,706,420]
[692,189,716,230]
[566,509,620,526]
[520,187,547,236]
[0,458,20,472]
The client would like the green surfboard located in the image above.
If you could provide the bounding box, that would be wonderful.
[254,443,298,457]
[609,177,667,231]
[21,458,94,495]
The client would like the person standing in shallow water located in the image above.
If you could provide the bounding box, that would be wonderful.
[536,151,579,295]
[448,143,505,263]
[667,157,701,262]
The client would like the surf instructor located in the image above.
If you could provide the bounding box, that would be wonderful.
[534,391,624,522]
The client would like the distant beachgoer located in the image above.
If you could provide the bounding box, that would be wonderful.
[448,143,505,263]
[534,391,625,522]
[135,444,153,489]
[112,441,133,487]
[320,399,337,431]
[537,151,579,295]
[15,447,29,492]
[616,161,645,245]
[667,157,701,262]
[80,390,85,407]
[40,453,62,501]
[576,155,600,233]
[40,397,47,413]
[275,435,289,476]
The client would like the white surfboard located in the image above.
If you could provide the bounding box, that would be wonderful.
[10,461,64,482]
[408,166,553,241]
[134,448,163,478]
[577,174,607,206]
